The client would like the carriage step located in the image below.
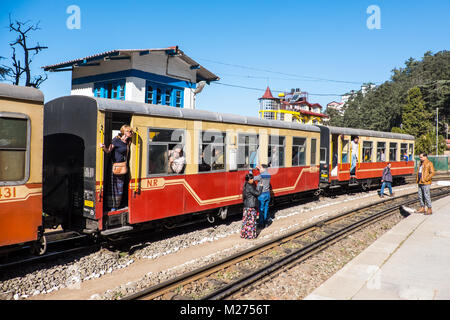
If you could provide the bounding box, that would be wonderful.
[101,226,133,236]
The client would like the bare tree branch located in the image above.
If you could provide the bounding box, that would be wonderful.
[4,15,48,87]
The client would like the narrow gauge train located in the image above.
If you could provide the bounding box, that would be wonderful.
[0,83,415,255]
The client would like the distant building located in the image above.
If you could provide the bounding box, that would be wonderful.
[259,87,328,124]
[259,86,280,120]
[43,46,219,109]
[326,82,377,116]
[326,100,345,115]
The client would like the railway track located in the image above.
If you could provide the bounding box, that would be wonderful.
[125,186,450,301]
[2,173,449,274]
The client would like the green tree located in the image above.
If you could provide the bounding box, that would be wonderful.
[415,131,446,155]
[401,87,433,138]
[339,50,450,138]
[325,107,344,127]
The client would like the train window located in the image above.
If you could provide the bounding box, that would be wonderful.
[408,143,414,160]
[0,117,28,182]
[341,139,349,163]
[362,141,373,162]
[199,131,226,172]
[320,147,327,164]
[310,138,317,165]
[292,137,306,166]
[377,142,386,162]
[148,128,185,175]
[237,133,259,169]
[400,143,408,161]
[389,142,398,162]
[268,135,285,168]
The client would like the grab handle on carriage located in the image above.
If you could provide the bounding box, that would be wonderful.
[134,128,140,195]
[99,126,104,201]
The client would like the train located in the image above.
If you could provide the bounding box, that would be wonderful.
[0,83,415,255]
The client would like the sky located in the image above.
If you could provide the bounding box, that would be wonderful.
[1,0,449,117]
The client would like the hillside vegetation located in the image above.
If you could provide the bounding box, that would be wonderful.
[328,50,450,154]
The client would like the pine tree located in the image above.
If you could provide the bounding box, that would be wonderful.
[401,87,433,138]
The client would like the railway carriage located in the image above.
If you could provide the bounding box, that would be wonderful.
[0,83,45,253]
[43,96,321,236]
[315,125,415,190]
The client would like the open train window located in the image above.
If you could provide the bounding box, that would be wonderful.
[0,114,30,185]
[148,128,185,175]
[377,142,386,162]
[292,137,306,166]
[268,135,285,168]
[362,141,373,162]
[400,143,408,161]
[341,139,349,163]
[389,142,398,162]
[408,143,414,160]
[199,130,226,172]
[237,133,259,169]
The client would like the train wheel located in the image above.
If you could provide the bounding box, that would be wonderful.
[30,235,47,256]
[207,214,215,224]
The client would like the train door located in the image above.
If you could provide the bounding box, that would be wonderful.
[101,111,133,232]
[316,125,330,185]
[330,134,339,178]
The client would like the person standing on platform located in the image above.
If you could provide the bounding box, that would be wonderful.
[417,153,435,215]
[254,164,272,228]
[379,162,394,198]
[241,173,261,239]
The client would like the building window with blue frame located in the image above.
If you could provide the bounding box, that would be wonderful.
[93,79,125,100]
[145,81,184,108]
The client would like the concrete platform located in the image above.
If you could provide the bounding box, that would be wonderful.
[305,193,450,300]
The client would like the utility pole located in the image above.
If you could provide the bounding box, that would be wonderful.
[436,107,439,155]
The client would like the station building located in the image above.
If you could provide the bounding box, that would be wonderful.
[43,46,219,109]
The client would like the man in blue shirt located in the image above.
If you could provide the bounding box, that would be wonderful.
[254,164,272,228]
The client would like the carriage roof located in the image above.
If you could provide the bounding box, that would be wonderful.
[322,125,415,140]
[0,83,44,103]
[92,97,320,132]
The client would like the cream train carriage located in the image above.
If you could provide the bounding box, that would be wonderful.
[0,83,46,254]
[316,125,415,190]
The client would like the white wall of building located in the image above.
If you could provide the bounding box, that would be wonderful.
[71,83,94,96]
[125,76,146,102]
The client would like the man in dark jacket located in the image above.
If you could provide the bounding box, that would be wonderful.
[254,164,272,228]
[379,163,394,198]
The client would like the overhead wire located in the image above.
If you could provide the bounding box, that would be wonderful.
[212,82,342,96]
[195,57,379,85]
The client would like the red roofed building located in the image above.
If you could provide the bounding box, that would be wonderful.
[259,87,328,124]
